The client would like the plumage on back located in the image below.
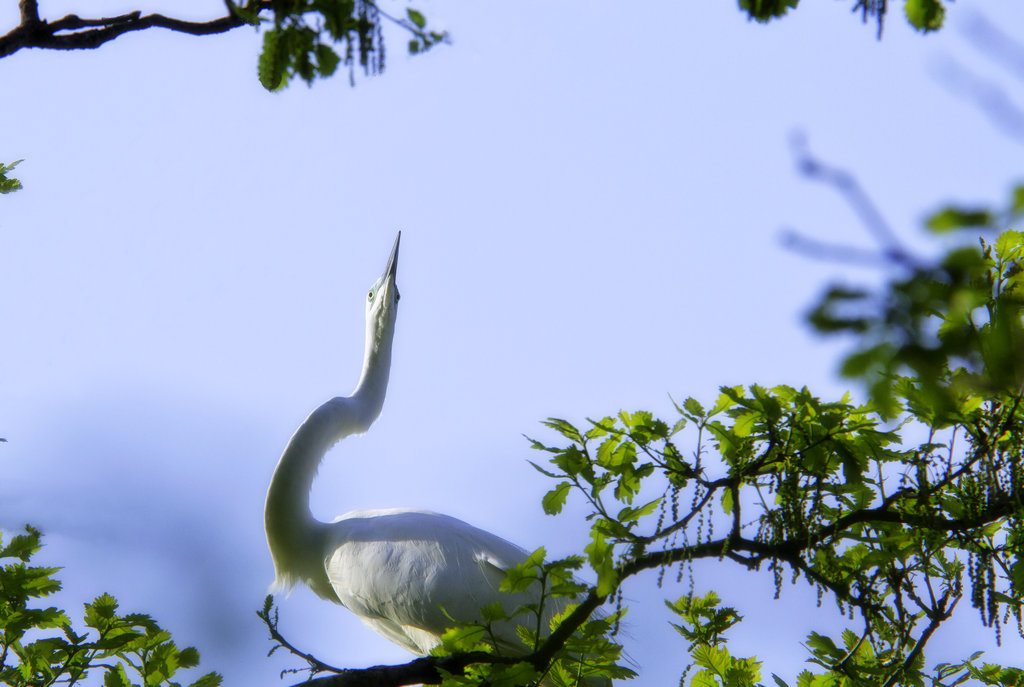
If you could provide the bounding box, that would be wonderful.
[323,509,531,653]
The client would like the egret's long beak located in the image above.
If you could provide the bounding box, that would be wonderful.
[382,231,400,283]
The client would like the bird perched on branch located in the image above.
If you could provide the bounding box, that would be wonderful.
[264,234,610,686]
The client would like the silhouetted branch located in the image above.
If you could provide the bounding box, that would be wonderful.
[258,600,345,678]
[779,228,896,267]
[291,651,527,687]
[0,0,445,64]
[880,590,960,687]
[921,12,1024,147]
[960,12,1024,82]
[782,135,921,268]
[0,3,273,59]
[278,480,1015,687]
[276,591,607,687]
[931,57,1024,145]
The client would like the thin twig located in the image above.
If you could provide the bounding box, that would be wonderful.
[258,603,345,676]
[880,591,960,687]
[783,134,921,269]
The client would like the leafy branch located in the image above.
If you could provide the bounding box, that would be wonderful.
[262,555,630,687]
[1,160,22,194]
[0,526,220,687]
[0,0,448,91]
[0,0,275,59]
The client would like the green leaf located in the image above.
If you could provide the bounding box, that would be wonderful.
[616,498,661,524]
[178,646,200,669]
[103,664,131,687]
[721,488,733,515]
[1011,560,1024,594]
[85,594,119,629]
[189,673,223,687]
[527,460,560,479]
[315,43,340,77]
[224,0,262,25]
[805,631,843,660]
[92,631,144,651]
[732,411,759,438]
[1011,185,1024,215]
[1,525,42,560]
[584,531,617,597]
[0,159,24,194]
[904,0,944,32]
[479,601,506,623]
[257,29,288,91]
[435,624,486,652]
[542,482,571,515]
[586,417,616,439]
[926,206,992,233]
[738,0,799,23]
[542,418,584,444]
[406,8,426,29]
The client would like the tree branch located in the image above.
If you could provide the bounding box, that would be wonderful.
[783,135,922,268]
[263,575,607,687]
[880,590,960,687]
[291,651,530,687]
[258,602,345,677]
[0,3,273,59]
[280,485,1011,687]
[18,0,40,26]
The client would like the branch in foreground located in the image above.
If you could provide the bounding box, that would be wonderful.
[0,3,272,59]
[293,651,521,687]
[279,488,1007,687]
[280,591,608,687]
[260,594,604,686]
[783,135,921,269]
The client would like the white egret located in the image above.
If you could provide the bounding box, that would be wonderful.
[265,233,606,682]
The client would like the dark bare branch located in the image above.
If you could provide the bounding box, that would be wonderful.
[960,12,1024,82]
[282,590,608,687]
[18,0,40,26]
[289,651,529,687]
[780,227,903,267]
[792,137,904,254]
[0,3,272,59]
[784,134,921,268]
[880,591,960,687]
[931,56,1024,145]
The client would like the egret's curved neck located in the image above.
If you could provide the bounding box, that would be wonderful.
[264,314,396,594]
[351,309,396,424]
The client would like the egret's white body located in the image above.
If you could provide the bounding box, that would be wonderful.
[264,234,552,656]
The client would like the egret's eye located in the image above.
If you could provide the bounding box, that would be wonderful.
[396,289,401,302]
[367,290,374,302]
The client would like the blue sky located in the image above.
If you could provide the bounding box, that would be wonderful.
[2,0,1024,684]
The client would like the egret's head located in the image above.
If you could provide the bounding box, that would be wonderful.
[365,232,401,349]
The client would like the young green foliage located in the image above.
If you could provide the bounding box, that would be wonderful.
[527,233,1024,684]
[737,0,946,35]
[253,0,448,90]
[421,547,632,687]
[809,231,1024,419]
[0,526,220,687]
[1,159,22,193]
[666,592,764,687]
[903,0,945,32]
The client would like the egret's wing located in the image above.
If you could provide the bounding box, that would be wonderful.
[323,510,529,654]
[353,615,440,656]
